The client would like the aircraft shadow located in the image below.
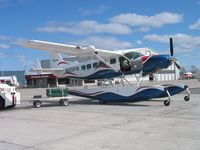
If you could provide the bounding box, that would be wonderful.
[69,99,150,107]
[1,98,170,111]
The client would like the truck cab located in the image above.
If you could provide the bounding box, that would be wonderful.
[0,77,20,109]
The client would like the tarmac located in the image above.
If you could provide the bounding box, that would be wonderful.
[0,79,200,150]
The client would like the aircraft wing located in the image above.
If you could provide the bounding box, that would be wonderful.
[22,40,122,59]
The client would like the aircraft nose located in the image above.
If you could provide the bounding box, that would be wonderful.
[150,54,171,69]
[159,55,171,68]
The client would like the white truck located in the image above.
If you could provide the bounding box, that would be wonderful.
[0,77,20,109]
[0,76,19,86]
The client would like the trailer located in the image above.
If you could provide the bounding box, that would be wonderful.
[31,88,71,108]
[0,83,20,109]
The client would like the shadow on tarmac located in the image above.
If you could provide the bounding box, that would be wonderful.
[2,96,182,111]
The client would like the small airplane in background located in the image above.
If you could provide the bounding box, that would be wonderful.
[22,38,180,86]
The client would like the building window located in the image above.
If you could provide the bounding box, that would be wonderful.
[84,79,95,83]
[81,65,86,70]
[87,64,91,69]
[110,58,116,64]
[93,62,98,68]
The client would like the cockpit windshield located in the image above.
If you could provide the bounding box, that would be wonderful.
[119,52,143,72]
[124,52,143,61]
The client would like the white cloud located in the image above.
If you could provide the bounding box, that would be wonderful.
[36,20,132,35]
[15,55,29,61]
[137,26,151,32]
[0,35,27,48]
[79,5,108,15]
[0,53,6,58]
[0,43,10,49]
[11,38,27,45]
[0,35,11,40]
[189,19,200,30]
[79,9,91,15]
[110,12,183,30]
[135,40,143,45]
[144,33,200,52]
[69,36,133,50]
[0,0,8,3]
[96,5,109,14]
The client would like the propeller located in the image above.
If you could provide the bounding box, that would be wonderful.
[169,37,181,69]
[174,61,181,69]
[170,38,174,56]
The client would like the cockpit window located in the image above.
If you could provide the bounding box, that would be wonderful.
[119,52,143,72]
[124,52,143,61]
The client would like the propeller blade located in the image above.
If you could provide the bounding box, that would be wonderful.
[174,61,181,69]
[170,38,174,56]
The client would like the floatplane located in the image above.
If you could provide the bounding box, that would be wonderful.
[21,38,190,106]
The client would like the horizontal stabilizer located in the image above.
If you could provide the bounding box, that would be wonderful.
[29,68,64,74]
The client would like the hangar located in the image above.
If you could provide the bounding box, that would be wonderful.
[25,48,180,88]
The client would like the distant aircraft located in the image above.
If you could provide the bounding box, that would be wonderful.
[22,38,180,85]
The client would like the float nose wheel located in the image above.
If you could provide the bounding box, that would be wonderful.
[164,100,170,106]
[184,96,190,101]
[164,88,171,106]
[184,87,191,102]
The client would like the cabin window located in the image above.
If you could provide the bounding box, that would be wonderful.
[81,65,86,70]
[93,62,98,68]
[110,58,116,64]
[99,61,105,66]
[87,64,91,69]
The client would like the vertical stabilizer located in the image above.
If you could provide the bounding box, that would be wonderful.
[35,59,42,69]
[50,53,69,68]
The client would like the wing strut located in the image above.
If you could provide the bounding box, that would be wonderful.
[94,52,120,73]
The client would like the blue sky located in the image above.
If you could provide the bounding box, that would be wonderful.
[0,0,200,71]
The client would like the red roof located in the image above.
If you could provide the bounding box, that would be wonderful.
[25,74,58,79]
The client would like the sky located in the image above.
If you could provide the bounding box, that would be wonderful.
[0,0,200,71]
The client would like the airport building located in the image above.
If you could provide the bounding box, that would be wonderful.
[25,48,180,88]
[25,73,83,88]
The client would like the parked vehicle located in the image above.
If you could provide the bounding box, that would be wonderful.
[97,79,114,86]
[0,81,20,109]
[0,76,19,86]
[31,88,71,108]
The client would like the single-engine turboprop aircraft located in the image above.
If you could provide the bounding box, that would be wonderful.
[22,38,180,82]
[21,38,190,106]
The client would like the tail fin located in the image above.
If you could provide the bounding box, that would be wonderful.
[29,59,43,74]
[50,53,69,68]
[35,59,42,70]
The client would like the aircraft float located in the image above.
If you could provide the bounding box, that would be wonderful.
[22,38,191,106]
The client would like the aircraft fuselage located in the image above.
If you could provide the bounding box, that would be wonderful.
[53,54,172,80]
